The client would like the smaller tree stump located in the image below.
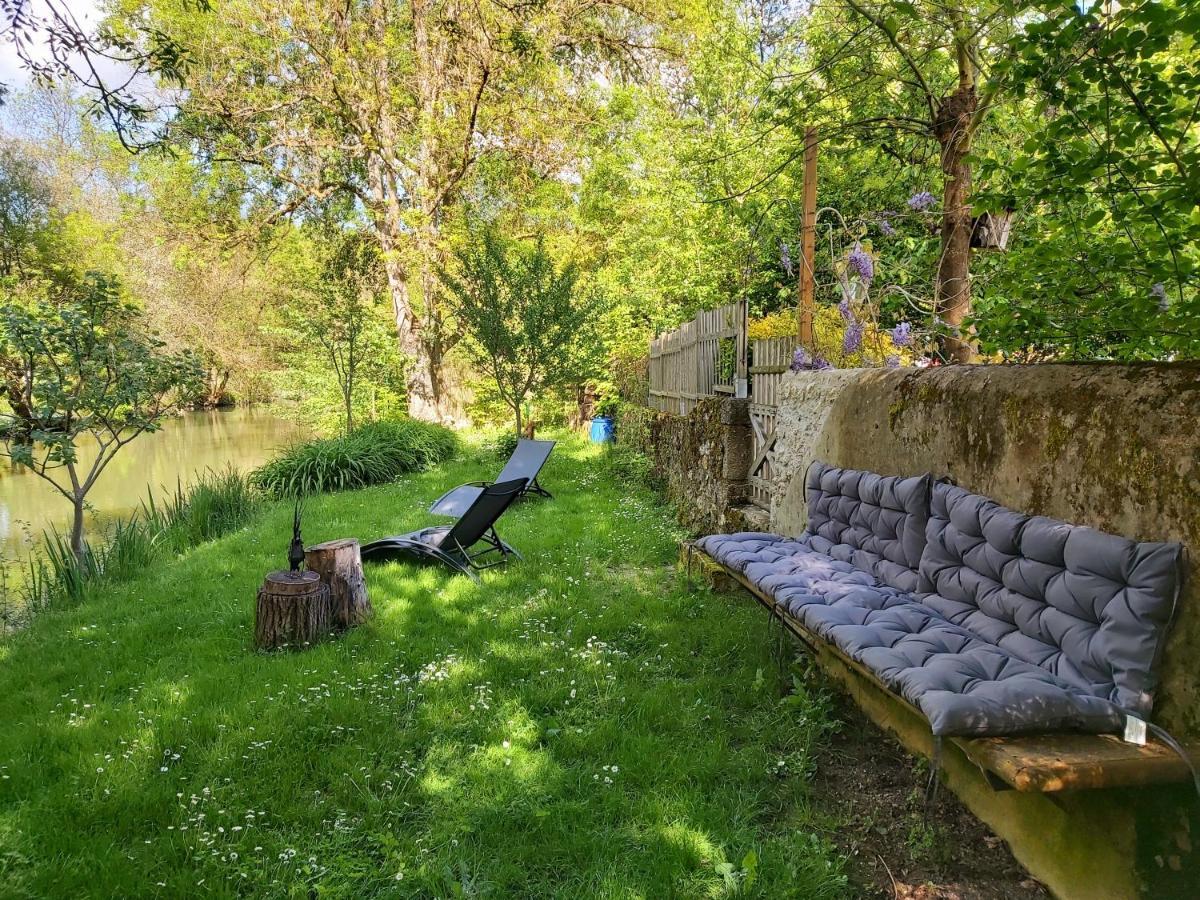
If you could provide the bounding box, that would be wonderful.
[255,570,332,651]
[305,538,373,629]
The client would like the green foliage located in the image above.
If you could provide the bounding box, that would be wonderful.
[0,140,58,277]
[6,468,258,628]
[611,349,649,404]
[277,229,404,435]
[250,420,459,497]
[487,429,521,461]
[600,443,659,491]
[141,467,260,549]
[594,395,620,419]
[439,226,605,435]
[973,0,1200,359]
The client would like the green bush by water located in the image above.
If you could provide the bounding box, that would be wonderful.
[250,419,459,497]
[142,467,259,549]
[487,429,521,460]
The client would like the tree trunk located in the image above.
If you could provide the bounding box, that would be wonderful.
[202,367,231,408]
[514,403,523,439]
[933,83,978,364]
[375,214,462,424]
[70,495,86,563]
[572,383,597,429]
[305,538,372,629]
[254,570,332,650]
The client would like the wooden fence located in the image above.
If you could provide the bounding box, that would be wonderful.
[647,307,794,512]
[747,337,793,510]
[648,301,747,414]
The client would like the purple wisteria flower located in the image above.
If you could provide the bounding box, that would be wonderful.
[1151,282,1170,312]
[780,241,794,277]
[891,321,913,348]
[907,191,936,211]
[885,354,901,368]
[838,298,854,322]
[791,348,835,372]
[791,347,812,372]
[843,321,864,354]
[878,218,897,237]
[847,245,874,283]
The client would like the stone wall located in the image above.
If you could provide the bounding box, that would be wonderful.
[617,398,756,533]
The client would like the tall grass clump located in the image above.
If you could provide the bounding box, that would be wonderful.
[143,467,260,550]
[2,468,259,632]
[250,420,459,497]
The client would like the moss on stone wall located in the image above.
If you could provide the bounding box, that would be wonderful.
[616,398,751,534]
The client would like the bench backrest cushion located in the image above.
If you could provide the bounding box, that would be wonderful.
[804,462,932,593]
[918,482,1184,716]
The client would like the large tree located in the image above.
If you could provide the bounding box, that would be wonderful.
[759,0,1021,361]
[127,0,666,421]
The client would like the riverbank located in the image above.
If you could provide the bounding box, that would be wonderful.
[0,408,305,561]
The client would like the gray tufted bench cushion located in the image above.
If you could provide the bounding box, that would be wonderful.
[696,463,1184,738]
[913,482,1183,734]
[802,461,931,593]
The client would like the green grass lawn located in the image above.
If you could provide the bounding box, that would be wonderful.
[0,438,847,898]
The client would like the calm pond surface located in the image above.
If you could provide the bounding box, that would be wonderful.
[0,408,306,558]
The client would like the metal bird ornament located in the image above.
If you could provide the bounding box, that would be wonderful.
[288,498,306,573]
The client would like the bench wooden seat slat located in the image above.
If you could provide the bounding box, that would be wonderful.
[681,541,1198,794]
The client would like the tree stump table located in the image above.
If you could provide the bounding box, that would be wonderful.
[305,538,373,629]
[254,570,332,651]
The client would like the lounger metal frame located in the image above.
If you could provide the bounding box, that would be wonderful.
[363,478,528,582]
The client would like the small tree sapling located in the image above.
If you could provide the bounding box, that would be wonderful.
[0,272,203,560]
[438,228,604,437]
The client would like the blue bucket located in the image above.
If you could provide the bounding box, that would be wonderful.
[589,416,615,444]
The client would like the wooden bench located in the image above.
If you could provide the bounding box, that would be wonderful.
[681,541,1198,794]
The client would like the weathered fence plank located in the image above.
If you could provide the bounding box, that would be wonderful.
[648,301,747,414]
[746,337,792,510]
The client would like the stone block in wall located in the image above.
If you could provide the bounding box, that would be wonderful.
[715,478,748,513]
[618,395,753,537]
[719,397,750,426]
[721,424,752,481]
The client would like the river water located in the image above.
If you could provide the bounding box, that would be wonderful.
[0,407,306,559]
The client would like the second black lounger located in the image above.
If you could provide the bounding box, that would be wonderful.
[362,478,527,581]
[429,438,555,517]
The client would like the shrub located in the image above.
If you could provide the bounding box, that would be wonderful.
[487,430,521,460]
[600,445,659,491]
[250,419,459,497]
[143,467,260,551]
[594,396,620,419]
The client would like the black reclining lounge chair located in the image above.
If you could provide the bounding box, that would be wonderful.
[361,478,527,581]
[428,438,555,517]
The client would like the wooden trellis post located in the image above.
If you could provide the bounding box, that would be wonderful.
[798,126,818,349]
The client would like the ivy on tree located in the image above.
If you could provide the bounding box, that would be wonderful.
[0,272,203,560]
[439,228,605,438]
